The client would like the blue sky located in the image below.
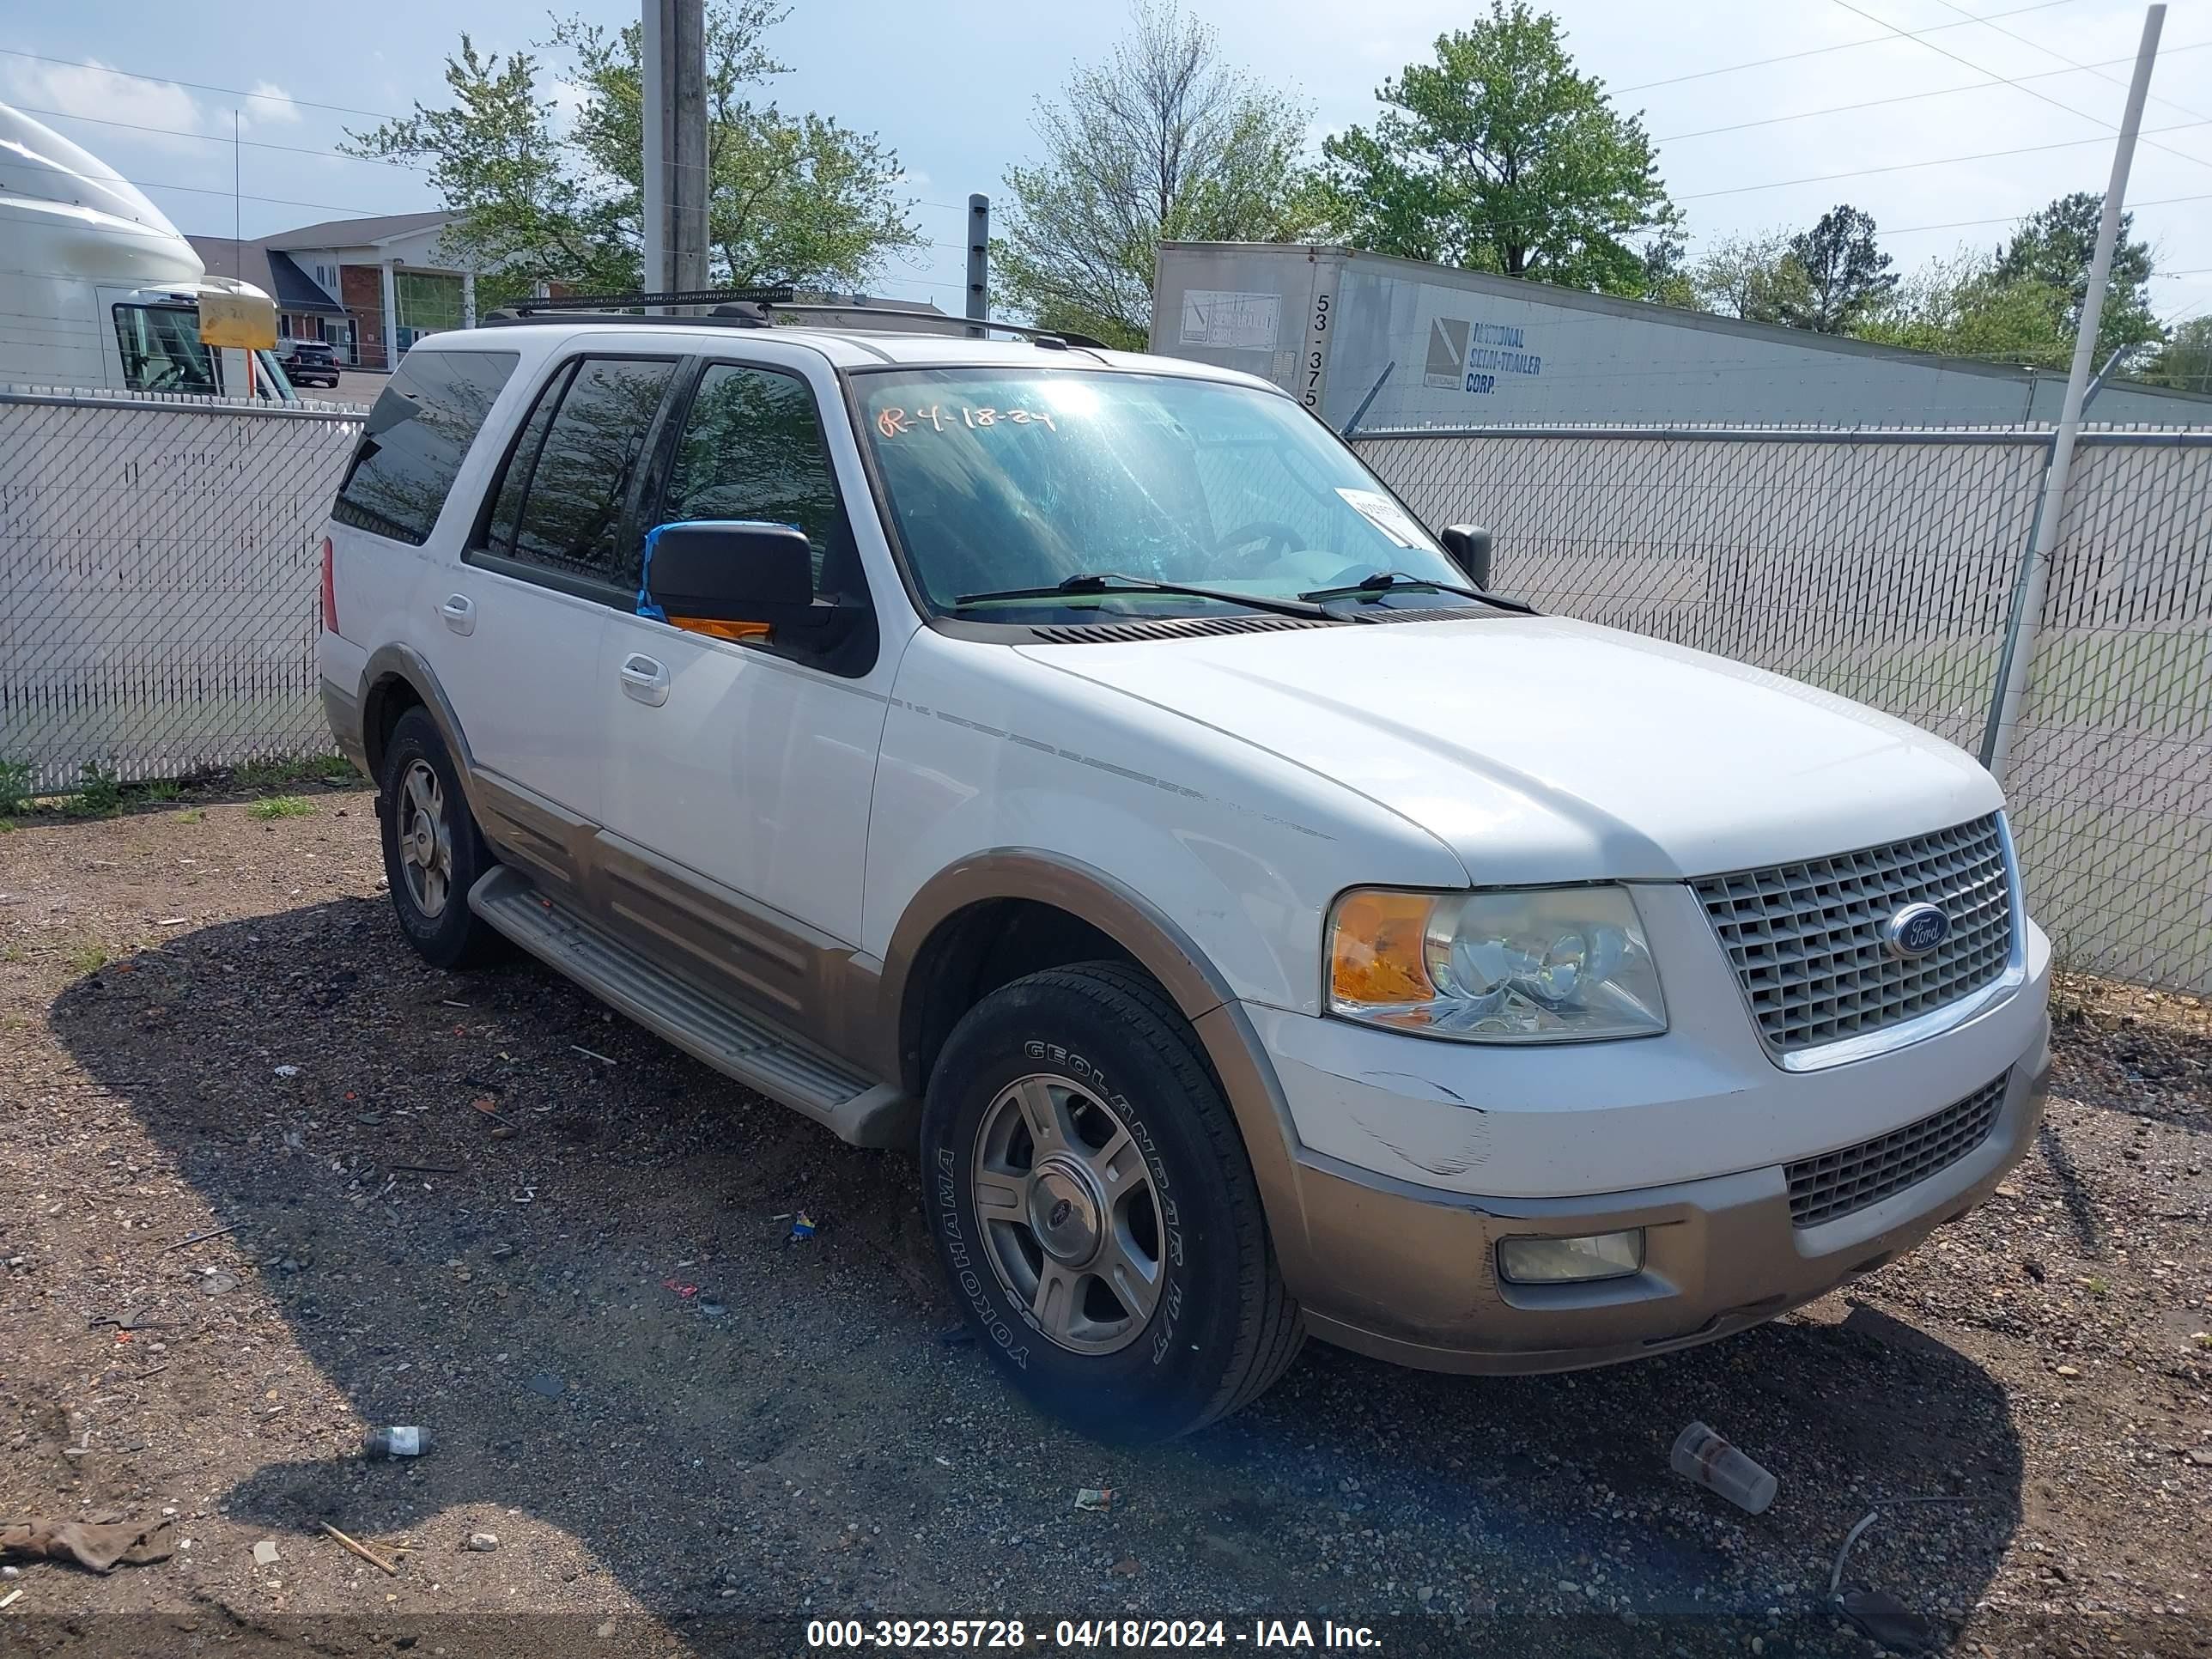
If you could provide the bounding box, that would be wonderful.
[5,0,2208,326]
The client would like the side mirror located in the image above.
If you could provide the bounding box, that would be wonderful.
[641,520,842,636]
[1439,524,1492,590]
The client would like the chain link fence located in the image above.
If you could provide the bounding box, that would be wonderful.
[1358,423,2212,995]
[0,387,362,794]
[6,387,2207,998]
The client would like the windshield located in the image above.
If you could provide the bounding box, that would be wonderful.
[854,368,1465,619]
[112,304,218,396]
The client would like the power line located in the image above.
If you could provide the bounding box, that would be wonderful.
[8,103,426,170]
[1676,118,2212,201]
[1827,0,2212,176]
[1613,0,2087,94]
[1881,189,2212,237]
[130,177,411,218]
[1925,0,2212,129]
[1656,40,2212,143]
[0,46,406,124]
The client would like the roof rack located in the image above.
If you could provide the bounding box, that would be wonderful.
[481,288,1107,349]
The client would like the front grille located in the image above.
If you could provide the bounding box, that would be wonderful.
[1692,814,2014,1057]
[1786,1077,2005,1227]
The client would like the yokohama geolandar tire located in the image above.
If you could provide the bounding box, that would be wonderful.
[377,707,503,969]
[923,962,1304,1443]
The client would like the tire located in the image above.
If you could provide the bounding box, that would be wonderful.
[922,962,1304,1443]
[378,707,502,969]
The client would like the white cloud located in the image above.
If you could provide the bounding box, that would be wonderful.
[240,82,304,130]
[0,57,214,151]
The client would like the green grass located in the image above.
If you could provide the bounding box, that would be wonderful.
[140,779,184,803]
[234,752,354,790]
[248,795,314,821]
[68,942,110,974]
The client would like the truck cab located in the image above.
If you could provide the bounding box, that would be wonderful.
[0,101,293,401]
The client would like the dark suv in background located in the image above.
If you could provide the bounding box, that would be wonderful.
[276,337,339,388]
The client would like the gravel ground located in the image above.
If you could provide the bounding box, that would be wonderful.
[1,788,2208,1657]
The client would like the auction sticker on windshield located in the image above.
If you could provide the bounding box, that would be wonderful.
[1335,487,1429,549]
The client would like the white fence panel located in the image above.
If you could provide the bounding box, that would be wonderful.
[0,389,362,792]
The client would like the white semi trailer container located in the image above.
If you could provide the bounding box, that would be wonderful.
[1151,240,2212,430]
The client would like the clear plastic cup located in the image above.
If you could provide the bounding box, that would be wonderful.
[1671,1420,1778,1514]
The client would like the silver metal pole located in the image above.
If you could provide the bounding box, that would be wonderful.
[966,194,989,337]
[1981,3,2163,783]
[641,0,666,298]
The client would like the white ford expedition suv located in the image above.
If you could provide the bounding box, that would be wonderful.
[318,302,2052,1443]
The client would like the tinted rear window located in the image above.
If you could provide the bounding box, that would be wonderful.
[332,349,519,545]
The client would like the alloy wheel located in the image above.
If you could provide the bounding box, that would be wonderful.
[971,1073,1165,1355]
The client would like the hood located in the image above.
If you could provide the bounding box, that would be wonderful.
[1018,613,2002,884]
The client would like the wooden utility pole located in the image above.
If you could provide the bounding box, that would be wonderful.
[641,0,708,305]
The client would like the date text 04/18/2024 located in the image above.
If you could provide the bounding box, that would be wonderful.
[803,1619,1381,1649]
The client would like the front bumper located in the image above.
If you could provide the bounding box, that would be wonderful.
[1262,1021,2047,1372]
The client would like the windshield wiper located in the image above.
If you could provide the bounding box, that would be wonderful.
[953,572,1331,621]
[1297,569,1534,615]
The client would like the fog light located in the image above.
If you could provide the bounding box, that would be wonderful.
[1497,1229,1644,1284]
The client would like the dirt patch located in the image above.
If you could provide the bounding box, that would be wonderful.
[2,796,2208,1656]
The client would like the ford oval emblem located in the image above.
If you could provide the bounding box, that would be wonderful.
[1883,902,1952,959]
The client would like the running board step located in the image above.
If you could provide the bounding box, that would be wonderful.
[469,866,915,1149]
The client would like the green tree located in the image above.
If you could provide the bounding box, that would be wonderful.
[344,3,920,297]
[1783,205,1896,332]
[1320,1,1675,295]
[1851,249,2074,368]
[1992,191,2160,362]
[1689,232,1809,324]
[995,3,1324,350]
[2148,315,2212,392]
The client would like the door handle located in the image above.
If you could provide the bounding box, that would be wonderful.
[619,653,671,708]
[439,593,476,636]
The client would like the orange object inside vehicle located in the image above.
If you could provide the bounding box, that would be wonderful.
[670,617,771,641]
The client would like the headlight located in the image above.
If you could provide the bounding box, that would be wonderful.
[1327,885,1667,1042]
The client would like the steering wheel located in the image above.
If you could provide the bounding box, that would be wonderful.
[1213,520,1304,573]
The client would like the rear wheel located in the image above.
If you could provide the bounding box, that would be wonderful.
[922,963,1303,1442]
[378,708,502,968]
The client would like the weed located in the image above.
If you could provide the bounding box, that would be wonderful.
[249,795,314,821]
[2,944,23,963]
[64,763,124,818]
[173,807,206,824]
[68,941,110,974]
[0,818,13,835]
[235,752,354,791]
[2196,1333,2212,1351]
[0,758,32,817]
[140,778,184,803]
[2085,1276,2110,1297]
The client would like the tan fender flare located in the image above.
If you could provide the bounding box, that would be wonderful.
[876,848,1324,1298]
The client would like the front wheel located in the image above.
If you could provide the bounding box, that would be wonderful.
[922,963,1303,1442]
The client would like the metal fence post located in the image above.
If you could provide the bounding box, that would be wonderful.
[966,195,989,338]
[1980,3,2166,784]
